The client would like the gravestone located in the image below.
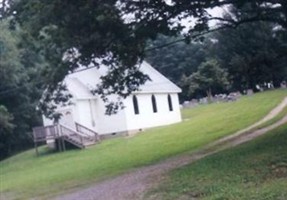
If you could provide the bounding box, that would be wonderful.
[281,81,286,88]
[246,89,254,96]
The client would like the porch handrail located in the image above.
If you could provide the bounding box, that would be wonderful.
[59,124,85,148]
[58,123,90,138]
[75,122,100,142]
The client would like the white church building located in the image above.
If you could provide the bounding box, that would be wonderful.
[41,61,182,143]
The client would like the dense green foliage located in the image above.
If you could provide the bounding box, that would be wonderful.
[211,22,287,90]
[5,0,287,106]
[147,19,287,100]
[0,90,286,199]
[182,59,229,101]
[148,124,287,200]
[0,20,44,159]
[0,106,14,152]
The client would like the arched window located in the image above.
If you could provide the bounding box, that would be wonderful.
[151,95,157,113]
[168,94,173,111]
[133,95,139,115]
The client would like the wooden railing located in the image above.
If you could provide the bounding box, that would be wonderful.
[59,124,87,149]
[33,124,60,155]
[33,122,100,153]
[75,122,100,142]
[32,125,58,142]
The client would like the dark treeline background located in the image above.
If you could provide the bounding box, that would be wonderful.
[146,24,287,100]
[0,20,46,159]
[1,3,287,160]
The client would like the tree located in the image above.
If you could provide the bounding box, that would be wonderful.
[0,106,14,132]
[0,20,45,159]
[4,0,287,115]
[0,105,14,155]
[208,6,287,91]
[186,59,229,102]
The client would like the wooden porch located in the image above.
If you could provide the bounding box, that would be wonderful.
[32,123,100,155]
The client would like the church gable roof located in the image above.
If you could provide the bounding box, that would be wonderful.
[64,77,95,99]
[65,61,181,98]
[137,62,181,94]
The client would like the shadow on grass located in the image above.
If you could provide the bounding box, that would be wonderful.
[35,140,82,157]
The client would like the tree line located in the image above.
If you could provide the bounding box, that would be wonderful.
[0,20,47,159]
[146,7,287,100]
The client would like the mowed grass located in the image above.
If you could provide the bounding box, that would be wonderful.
[148,124,287,200]
[0,89,286,199]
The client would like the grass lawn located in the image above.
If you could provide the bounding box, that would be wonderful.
[0,89,286,199]
[147,124,287,200]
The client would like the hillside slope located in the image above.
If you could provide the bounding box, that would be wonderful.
[0,89,286,199]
